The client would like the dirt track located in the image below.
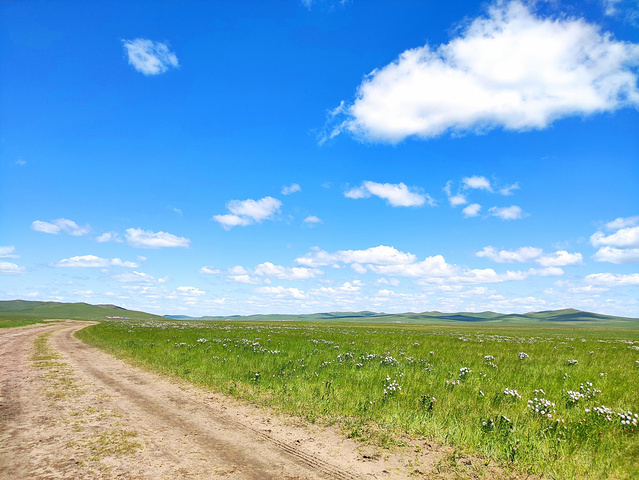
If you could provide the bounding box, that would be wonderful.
[0,321,453,480]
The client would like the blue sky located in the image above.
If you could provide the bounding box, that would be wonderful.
[1,0,638,316]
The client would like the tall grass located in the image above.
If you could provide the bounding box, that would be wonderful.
[77,320,639,479]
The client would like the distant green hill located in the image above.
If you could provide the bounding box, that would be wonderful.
[2,300,637,329]
[164,308,639,328]
[0,300,164,321]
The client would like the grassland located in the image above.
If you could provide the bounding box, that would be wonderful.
[0,317,48,328]
[77,318,639,479]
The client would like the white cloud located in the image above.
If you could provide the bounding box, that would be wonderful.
[530,266,565,277]
[54,255,110,268]
[0,246,19,259]
[199,266,221,274]
[476,246,542,263]
[15,158,26,166]
[0,261,25,275]
[463,176,492,191]
[477,246,582,266]
[590,218,639,263]
[488,205,525,220]
[110,258,139,268]
[32,218,90,236]
[605,216,639,230]
[325,1,639,143]
[114,271,164,284]
[213,196,282,229]
[585,273,639,285]
[462,203,482,218]
[449,194,467,207]
[338,281,361,292]
[591,226,639,248]
[536,251,583,267]
[95,232,121,243]
[256,286,306,299]
[593,246,639,264]
[303,215,322,225]
[281,183,301,195]
[368,255,457,278]
[351,263,367,274]
[590,219,639,263]
[53,255,138,268]
[444,181,468,206]
[254,262,320,280]
[228,274,260,284]
[125,228,190,248]
[499,182,520,196]
[177,286,206,296]
[122,38,179,75]
[344,181,432,207]
[567,284,609,294]
[296,245,417,267]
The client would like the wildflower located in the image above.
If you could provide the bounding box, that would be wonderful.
[528,395,556,419]
[518,352,529,360]
[618,411,638,427]
[383,376,402,396]
[504,388,521,399]
[458,367,472,379]
[566,359,579,366]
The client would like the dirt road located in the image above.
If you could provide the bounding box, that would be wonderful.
[0,322,452,480]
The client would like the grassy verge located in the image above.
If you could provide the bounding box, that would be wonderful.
[0,317,48,328]
[77,319,639,479]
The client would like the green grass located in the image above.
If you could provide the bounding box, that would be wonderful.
[77,319,639,479]
[0,317,47,328]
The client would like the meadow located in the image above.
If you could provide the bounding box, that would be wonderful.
[77,319,639,479]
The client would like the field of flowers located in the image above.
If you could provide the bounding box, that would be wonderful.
[77,320,639,479]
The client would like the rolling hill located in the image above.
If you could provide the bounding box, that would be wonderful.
[0,300,165,321]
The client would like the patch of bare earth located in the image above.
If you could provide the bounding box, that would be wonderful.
[0,322,527,479]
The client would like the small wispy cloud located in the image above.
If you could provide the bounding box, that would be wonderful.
[177,286,206,296]
[52,255,138,268]
[0,246,19,259]
[15,158,26,166]
[488,205,526,220]
[213,196,282,230]
[31,218,90,236]
[476,246,582,266]
[281,183,301,195]
[303,215,322,226]
[462,203,481,218]
[0,261,25,275]
[463,176,493,191]
[122,38,179,75]
[125,228,190,248]
[345,181,434,207]
[95,232,121,243]
[199,266,221,275]
[114,271,168,284]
